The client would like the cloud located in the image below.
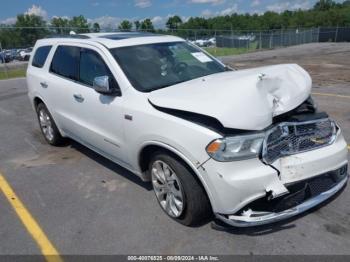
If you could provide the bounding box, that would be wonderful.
[251,0,260,7]
[134,0,152,8]
[87,15,168,29]
[267,0,312,13]
[88,16,123,29]
[291,1,313,10]
[189,0,225,5]
[0,17,16,25]
[91,2,100,7]
[25,5,48,19]
[219,4,238,15]
[201,9,213,17]
[151,16,164,26]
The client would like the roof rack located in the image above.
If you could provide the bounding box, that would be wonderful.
[98,32,159,40]
[45,34,91,39]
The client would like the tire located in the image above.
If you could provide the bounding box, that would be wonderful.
[149,151,212,226]
[36,103,65,146]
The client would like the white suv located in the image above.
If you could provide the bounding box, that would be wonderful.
[27,33,348,227]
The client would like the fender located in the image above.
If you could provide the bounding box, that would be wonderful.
[138,140,215,209]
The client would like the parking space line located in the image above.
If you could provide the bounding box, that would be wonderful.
[312,92,350,99]
[0,174,63,262]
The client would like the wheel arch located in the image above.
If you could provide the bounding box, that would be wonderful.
[33,96,45,110]
[138,141,214,209]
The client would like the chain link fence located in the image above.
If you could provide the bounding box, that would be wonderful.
[1,26,350,79]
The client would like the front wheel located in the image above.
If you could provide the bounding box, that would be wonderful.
[150,152,212,226]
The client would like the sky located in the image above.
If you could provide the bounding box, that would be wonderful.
[0,0,346,28]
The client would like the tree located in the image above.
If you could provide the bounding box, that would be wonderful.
[92,22,100,32]
[166,15,182,30]
[118,20,133,31]
[0,25,21,48]
[15,14,47,47]
[51,17,70,34]
[69,15,89,33]
[134,20,141,31]
[140,19,154,31]
[313,0,337,11]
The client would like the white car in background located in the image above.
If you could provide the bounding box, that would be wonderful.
[19,47,33,61]
[26,33,348,227]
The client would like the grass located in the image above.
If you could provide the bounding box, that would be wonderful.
[204,42,258,57]
[0,69,26,80]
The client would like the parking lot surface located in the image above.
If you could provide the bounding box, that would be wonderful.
[0,43,350,256]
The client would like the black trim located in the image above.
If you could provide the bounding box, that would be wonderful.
[149,100,249,135]
[235,165,348,214]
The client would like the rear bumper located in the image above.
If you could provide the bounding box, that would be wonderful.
[216,171,348,227]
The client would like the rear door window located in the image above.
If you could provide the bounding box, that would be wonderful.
[32,45,52,68]
[50,46,80,81]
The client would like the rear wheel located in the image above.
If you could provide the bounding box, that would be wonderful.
[36,103,65,146]
[150,152,211,226]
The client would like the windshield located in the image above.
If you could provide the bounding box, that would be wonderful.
[110,41,226,92]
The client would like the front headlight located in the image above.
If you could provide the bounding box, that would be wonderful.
[206,133,265,162]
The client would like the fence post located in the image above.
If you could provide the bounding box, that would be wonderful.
[0,42,9,78]
[231,26,234,48]
[259,31,262,50]
[280,29,283,47]
[214,30,217,54]
[335,26,339,42]
[247,33,249,50]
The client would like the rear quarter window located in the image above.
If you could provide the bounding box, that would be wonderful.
[32,45,52,68]
[50,45,80,81]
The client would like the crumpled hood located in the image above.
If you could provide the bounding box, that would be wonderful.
[148,64,312,131]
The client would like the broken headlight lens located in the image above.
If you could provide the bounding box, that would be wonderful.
[206,133,265,162]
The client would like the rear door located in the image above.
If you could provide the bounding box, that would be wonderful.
[27,44,54,109]
[59,44,129,166]
[45,45,81,132]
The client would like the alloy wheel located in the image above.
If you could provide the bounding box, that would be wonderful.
[39,109,54,141]
[151,160,185,218]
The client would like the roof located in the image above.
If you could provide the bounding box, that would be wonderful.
[40,32,184,49]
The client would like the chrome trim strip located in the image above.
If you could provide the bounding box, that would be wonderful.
[216,175,348,227]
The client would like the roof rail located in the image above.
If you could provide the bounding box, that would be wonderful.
[45,34,90,39]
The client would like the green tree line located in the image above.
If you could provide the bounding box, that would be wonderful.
[1,0,350,48]
[177,0,350,31]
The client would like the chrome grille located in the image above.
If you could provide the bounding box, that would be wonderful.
[262,118,337,164]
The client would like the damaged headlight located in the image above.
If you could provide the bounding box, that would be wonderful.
[206,133,265,162]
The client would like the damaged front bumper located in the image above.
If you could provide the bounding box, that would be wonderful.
[216,166,348,227]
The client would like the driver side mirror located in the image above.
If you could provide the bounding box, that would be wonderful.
[93,76,121,96]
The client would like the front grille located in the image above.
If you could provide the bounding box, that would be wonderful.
[262,118,337,164]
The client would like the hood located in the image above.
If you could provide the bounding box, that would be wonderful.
[148,64,312,130]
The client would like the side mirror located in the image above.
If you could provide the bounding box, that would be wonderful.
[93,76,121,96]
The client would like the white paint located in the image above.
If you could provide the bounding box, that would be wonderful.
[26,34,348,219]
[191,52,213,63]
[149,64,312,130]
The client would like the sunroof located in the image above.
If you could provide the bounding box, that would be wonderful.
[99,33,159,40]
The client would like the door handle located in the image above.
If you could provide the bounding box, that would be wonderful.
[73,94,84,102]
[40,82,48,88]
